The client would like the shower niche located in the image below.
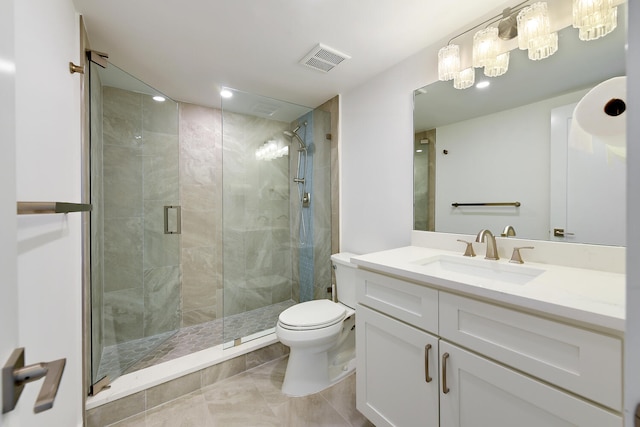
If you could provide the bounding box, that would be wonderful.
[88,62,335,392]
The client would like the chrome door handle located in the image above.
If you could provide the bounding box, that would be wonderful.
[2,348,66,414]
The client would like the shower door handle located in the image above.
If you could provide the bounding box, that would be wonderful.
[163,205,182,234]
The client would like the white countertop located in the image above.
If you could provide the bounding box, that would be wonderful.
[351,246,625,333]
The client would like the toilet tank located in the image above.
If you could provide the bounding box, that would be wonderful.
[331,252,359,309]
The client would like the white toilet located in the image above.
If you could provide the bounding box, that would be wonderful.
[276,252,358,397]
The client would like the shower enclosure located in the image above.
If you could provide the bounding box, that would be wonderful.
[221,89,332,346]
[88,60,334,391]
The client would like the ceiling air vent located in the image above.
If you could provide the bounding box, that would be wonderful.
[299,43,351,73]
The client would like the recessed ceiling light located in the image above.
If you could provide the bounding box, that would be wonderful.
[152,95,166,102]
[476,81,490,89]
[220,89,233,99]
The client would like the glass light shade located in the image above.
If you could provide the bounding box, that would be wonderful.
[573,0,617,41]
[517,2,552,50]
[438,44,460,81]
[484,52,510,77]
[453,67,475,90]
[473,27,500,68]
[527,31,558,60]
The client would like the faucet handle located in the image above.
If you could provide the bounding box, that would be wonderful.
[457,239,476,257]
[510,246,534,264]
[501,225,516,237]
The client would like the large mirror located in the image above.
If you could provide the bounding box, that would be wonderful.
[413,6,627,246]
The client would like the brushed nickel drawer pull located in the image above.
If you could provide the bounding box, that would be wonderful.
[442,352,450,394]
[424,344,432,383]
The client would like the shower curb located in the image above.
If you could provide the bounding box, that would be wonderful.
[85,341,289,427]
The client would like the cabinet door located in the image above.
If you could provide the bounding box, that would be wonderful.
[439,341,621,427]
[356,304,439,427]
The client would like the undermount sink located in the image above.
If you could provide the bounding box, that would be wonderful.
[411,254,544,285]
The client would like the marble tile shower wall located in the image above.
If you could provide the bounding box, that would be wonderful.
[312,109,332,300]
[223,111,293,318]
[102,87,181,347]
[178,103,223,326]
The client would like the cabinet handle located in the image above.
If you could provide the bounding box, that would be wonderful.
[442,352,450,394]
[424,344,432,383]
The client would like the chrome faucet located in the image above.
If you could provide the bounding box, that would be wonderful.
[476,229,499,260]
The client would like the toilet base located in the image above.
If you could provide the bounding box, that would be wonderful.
[281,317,356,397]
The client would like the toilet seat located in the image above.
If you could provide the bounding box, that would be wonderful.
[278,300,346,331]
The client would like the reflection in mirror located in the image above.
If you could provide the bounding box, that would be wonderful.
[413,6,626,245]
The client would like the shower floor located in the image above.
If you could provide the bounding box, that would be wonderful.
[95,300,296,382]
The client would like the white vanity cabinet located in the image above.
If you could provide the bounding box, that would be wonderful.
[439,341,621,426]
[356,270,440,427]
[357,305,440,427]
[355,269,623,427]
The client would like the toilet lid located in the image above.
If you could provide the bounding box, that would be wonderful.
[278,300,346,330]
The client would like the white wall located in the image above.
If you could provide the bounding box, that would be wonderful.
[0,0,18,423]
[341,45,437,255]
[435,90,586,240]
[14,0,84,425]
[624,1,640,425]
[341,4,640,426]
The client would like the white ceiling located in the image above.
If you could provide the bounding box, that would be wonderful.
[72,0,511,109]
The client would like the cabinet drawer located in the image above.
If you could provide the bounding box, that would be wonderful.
[356,269,438,333]
[439,292,622,411]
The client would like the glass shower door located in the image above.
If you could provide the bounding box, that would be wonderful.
[221,89,312,347]
[89,60,181,389]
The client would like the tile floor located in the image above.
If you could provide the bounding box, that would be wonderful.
[97,300,297,381]
[107,356,374,427]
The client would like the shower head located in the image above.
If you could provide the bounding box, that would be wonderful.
[283,129,306,150]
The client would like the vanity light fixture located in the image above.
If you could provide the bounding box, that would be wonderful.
[573,0,618,41]
[434,0,619,89]
[255,140,288,161]
[438,44,461,81]
[472,27,500,68]
[484,52,510,77]
[517,2,558,61]
[454,67,475,90]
